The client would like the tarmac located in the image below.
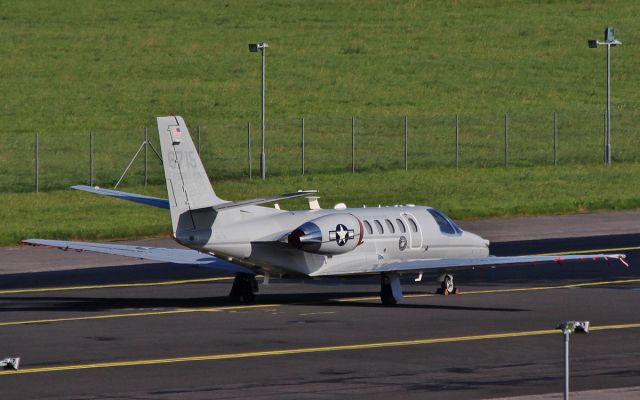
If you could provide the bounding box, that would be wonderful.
[1,210,639,399]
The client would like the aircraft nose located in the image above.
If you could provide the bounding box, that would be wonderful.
[465,231,490,248]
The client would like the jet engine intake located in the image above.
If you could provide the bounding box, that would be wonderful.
[288,213,363,255]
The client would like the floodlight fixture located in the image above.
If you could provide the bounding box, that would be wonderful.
[248,42,269,52]
[605,27,615,43]
[557,320,590,335]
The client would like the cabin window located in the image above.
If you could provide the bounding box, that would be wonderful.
[396,218,406,233]
[428,208,462,235]
[374,220,384,234]
[363,220,373,235]
[385,219,395,233]
[408,218,418,233]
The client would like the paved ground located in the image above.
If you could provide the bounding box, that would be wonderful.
[458,210,640,242]
[492,386,640,400]
[1,212,640,399]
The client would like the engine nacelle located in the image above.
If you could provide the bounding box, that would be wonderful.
[288,213,364,255]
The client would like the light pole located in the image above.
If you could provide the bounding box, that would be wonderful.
[588,27,621,165]
[557,321,590,400]
[249,42,269,179]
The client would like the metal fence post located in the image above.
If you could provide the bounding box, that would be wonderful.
[196,125,201,155]
[351,116,356,173]
[504,113,509,168]
[404,116,408,170]
[247,122,252,179]
[35,132,40,192]
[301,117,305,175]
[553,112,558,166]
[144,127,148,186]
[89,131,94,186]
[455,114,459,168]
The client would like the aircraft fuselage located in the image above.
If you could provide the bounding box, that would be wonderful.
[192,205,489,277]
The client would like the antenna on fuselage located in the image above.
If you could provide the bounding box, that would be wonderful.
[307,196,321,210]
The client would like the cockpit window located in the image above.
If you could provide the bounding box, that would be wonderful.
[428,208,462,235]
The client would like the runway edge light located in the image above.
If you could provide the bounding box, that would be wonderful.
[557,320,590,399]
[0,357,20,371]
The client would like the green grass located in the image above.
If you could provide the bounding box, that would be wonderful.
[1,1,640,191]
[3,1,640,243]
[4,164,640,246]
[1,0,638,132]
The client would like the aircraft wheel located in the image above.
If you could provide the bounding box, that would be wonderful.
[229,273,258,303]
[437,274,457,295]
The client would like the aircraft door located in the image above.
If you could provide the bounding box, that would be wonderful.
[401,212,423,249]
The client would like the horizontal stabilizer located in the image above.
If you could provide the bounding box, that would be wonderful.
[23,239,253,275]
[72,185,169,209]
[214,190,318,210]
[310,253,627,277]
[72,185,317,212]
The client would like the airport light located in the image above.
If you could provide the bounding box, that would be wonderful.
[557,321,590,400]
[0,357,20,371]
[588,27,621,165]
[248,42,269,180]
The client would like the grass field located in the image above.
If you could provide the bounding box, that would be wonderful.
[1,1,639,132]
[4,164,640,246]
[2,1,640,244]
[1,1,639,192]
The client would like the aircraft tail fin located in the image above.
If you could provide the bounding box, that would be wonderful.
[157,116,224,237]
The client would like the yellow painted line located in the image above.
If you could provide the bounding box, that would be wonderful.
[533,245,640,256]
[0,304,280,327]
[0,277,234,295]
[2,322,639,375]
[335,278,640,302]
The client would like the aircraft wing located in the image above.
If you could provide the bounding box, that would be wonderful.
[22,239,253,275]
[72,185,170,209]
[309,253,628,277]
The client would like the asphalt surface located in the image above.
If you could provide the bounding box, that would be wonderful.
[1,229,640,398]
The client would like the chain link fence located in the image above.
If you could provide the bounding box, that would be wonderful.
[1,111,638,192]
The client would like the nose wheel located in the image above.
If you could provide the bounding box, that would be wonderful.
[436,274,460,295]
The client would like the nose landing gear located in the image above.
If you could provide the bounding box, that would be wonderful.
[436,274,460,295]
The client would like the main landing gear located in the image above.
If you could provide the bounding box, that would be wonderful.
[436,274,460,295]
[380,272,404,306]
[229,273,258,303]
